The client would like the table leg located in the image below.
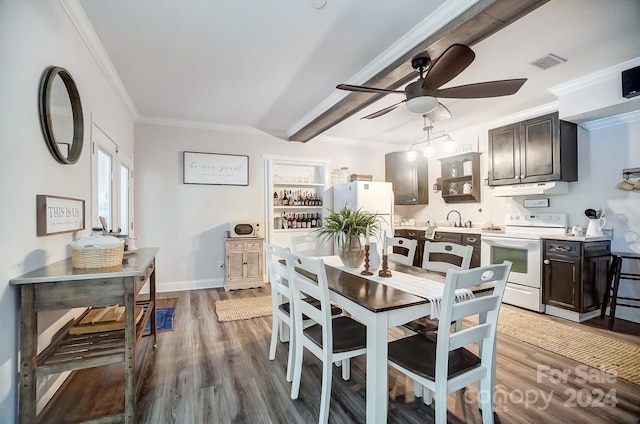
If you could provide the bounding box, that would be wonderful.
[19,285,36,424]
[366,312,388,424]
[124,277,136,423]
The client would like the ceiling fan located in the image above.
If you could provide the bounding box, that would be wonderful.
[336,43,527,120]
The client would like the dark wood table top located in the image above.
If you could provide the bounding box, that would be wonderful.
[323,263,431,313]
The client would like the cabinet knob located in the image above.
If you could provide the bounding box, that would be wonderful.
[543,259,550,265]
[520,175,525,179]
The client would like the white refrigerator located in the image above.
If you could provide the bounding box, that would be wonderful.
[332,181,394,245]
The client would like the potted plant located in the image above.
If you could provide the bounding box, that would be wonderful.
[313,207,381,268]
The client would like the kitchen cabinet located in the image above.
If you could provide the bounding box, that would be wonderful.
[439,152,481,203]
[543,239,611,314]
[488,112,577,186]
[385,152,429,205]
[431,231,481,269]
[394,228,425,267]
[225,238,265,290]
[265,157,329,249]
[10,248,158,424]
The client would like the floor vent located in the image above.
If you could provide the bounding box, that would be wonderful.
[529,53,567,70]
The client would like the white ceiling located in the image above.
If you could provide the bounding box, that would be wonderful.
[78,0,640,146]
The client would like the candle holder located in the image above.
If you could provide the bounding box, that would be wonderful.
[378,254,392,278]
[361,244,373,276]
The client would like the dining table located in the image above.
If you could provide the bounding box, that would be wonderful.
[319,256,478,424]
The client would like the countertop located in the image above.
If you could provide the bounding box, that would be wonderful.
[394,225,485,235]
[540,234,611,242]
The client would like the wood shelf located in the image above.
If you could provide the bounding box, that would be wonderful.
[439,152,481,203]
[273,182,324,187]
[37,335,154,424]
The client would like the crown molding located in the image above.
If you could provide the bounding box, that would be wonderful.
[136,115,268,135]
[287,0,479,138]
[59,0,138,120]
[580,109,640,131]
[549,57,640,96]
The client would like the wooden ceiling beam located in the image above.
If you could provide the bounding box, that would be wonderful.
[289,0,549,143]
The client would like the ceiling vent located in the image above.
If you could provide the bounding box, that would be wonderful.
[529,53,567,70]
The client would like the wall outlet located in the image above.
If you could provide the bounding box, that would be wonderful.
[218,260,225,270]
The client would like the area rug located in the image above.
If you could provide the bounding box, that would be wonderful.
[467,307,640,385]
[215,295,272,322]
[144,298,177,333]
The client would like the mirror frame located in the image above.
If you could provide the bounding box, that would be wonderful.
[39,66,84,164]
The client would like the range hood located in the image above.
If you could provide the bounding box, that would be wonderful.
[492,181,569,197]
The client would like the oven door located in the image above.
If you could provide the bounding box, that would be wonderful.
[481,236,541,288]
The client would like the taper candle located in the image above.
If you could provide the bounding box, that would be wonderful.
[366,224,370,245]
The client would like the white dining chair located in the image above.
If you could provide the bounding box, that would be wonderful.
[286,252,367,424]
[422,241,473,273]
[264,243,341,382]
[290,234,323,256]
[385,236,418,266]
[388,261,512,424]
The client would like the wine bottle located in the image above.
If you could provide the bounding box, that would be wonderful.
[282,191,288,206]
[273,191,278,206]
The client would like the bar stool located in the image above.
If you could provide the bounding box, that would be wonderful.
[600,252,640,330]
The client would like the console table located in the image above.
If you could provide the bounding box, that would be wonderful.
[10,247,159,423]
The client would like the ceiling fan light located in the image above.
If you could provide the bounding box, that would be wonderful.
[406,96,438,114]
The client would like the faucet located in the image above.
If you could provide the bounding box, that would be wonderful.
[446,210,462,227]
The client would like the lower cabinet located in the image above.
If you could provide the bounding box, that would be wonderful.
[225,237,265,290]
[543,239,611,313]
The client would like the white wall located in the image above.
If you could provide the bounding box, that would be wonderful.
[0,2,134,422]
[133,122,394,291]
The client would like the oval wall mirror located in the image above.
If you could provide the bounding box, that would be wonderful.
[39,66,84,164]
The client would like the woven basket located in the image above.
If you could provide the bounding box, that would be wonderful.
[72,244,124,268]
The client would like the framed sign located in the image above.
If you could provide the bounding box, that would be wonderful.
[36,195,85,236]
[183,151,249,186]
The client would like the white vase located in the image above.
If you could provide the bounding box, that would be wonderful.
[368,242,381,272]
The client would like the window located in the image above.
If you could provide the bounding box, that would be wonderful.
[92,123,133,236]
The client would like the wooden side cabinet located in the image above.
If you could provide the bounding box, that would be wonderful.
[488,112,578,186]
[543,239,611,314]
[430,231,481,269]
[385,152,429,205]
[225,237,265,290]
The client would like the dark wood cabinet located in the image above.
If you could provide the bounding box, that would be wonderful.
[385,152,428,205]
[543,239,611,313]
[488,112,578,186]
[439,152,481,203]
[462,233,481,269]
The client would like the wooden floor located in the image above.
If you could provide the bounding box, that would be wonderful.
[137,287,640,424]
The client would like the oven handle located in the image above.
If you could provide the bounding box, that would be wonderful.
[481,237,540,247]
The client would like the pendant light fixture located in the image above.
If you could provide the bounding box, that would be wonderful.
[406,114,454,160]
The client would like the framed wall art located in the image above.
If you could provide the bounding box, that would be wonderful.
[36,195,86,236]
[183,151,249,186]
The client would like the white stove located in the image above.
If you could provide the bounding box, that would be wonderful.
[481,213,567,312]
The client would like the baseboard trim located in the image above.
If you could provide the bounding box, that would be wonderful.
[140,278,224,294]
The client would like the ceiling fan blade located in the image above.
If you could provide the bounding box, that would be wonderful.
[336,83,404,95]
[429,78,527,99]
[422,44,475,90]
[361,101,405,119]
[425,102,451,122]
